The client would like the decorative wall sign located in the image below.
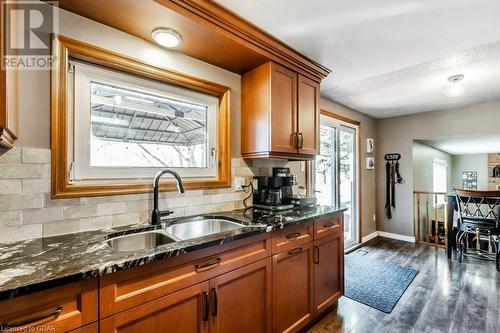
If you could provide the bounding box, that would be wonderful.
[384,153,401,161]
[462,171,478,190]
[366,157,375,170]
[366,138,374,154]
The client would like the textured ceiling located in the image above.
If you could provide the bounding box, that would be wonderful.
[215,0,500,118]
[421,135,500,155]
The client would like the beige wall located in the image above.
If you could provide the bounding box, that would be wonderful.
[320,99,378,238]
[452,154,488,190]
[412,141,452,193]
[377,100,500,237]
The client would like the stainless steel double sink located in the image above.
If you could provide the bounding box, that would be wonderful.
[105,217,247,252]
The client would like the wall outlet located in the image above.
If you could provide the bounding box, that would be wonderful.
[300,161,306,172]
[234,177,246,191]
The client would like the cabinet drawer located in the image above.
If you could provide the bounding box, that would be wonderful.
[271,221,314,254]
[0,279,98,333]
[100,235,271,318]
[314,214,342,239]
[100,282,209,333]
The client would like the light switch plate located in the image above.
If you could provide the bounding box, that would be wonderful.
[234,177,246,191]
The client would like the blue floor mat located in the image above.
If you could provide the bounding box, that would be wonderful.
[344,252,418,313]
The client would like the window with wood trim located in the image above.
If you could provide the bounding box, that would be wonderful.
[51,36,231,198]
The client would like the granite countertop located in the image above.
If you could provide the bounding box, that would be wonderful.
[0,205,345,301]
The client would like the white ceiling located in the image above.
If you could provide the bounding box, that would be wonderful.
[421,135,500,155]
[215,0,500,118]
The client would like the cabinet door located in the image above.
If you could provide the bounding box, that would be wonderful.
[313,229,344,315]
[297,75,319,155]
[270,62,298,154]
[100,282,209,333]
[210,258,272,333]
[0,4,18,148]
[272,244,314,333]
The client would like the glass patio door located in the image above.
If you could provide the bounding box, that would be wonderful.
[315,116,359,249]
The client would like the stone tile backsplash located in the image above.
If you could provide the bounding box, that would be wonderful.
[0,147,300,243]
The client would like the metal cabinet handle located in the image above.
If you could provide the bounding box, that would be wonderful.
[314,246,320,264]
[288,247,303,255]
[286,232,302,240]
[323,222,334,228]
[202,292,209,321]
[211,288,218,317]
[195,257,222,271]
[0,306,63,330]
[298,133,304,148]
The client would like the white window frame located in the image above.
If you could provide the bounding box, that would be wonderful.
[68,60,219,184]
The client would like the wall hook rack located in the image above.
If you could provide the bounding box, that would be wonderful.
[384,153,404,219]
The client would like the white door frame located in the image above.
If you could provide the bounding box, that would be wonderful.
[317,114,360,248]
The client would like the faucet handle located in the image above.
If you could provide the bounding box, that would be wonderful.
[159,210,174,218]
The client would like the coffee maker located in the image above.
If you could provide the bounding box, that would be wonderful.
[252,168,296,211]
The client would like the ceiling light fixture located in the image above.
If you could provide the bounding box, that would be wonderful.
[446,74,465,97]
[151,28,182,48]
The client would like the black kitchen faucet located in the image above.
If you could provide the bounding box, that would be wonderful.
[151,169,185,225]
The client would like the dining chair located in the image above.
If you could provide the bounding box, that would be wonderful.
[455,189,500,271]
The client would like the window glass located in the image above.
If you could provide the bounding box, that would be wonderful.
[70,60,219,182]
[89,82,208,168]
[315,125,335,206]
[433,159,447,205]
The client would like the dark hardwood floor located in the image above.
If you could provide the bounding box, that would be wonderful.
[308,237,500,333]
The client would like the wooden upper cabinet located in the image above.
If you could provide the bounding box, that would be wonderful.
[241,62,319,160]
[297,75,319,155]
[270,63,297,154]
[0,7,18,149]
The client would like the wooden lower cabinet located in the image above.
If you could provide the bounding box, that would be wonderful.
[100,282,210,333]
[272,244,315,333]
[68,323,98,333]
[0,279,98,333]
[3,214,344,333]
[210,258,272,333]
[313,230,344,315]
[100,258,272,333]
[100,235,271,318]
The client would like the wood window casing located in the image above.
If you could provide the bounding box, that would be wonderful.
[51,35,231,198]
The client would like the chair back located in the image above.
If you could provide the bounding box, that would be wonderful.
[455,189,500,229]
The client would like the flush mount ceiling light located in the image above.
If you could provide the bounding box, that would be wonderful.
[446,74,465,97]
[151,28,182,48]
